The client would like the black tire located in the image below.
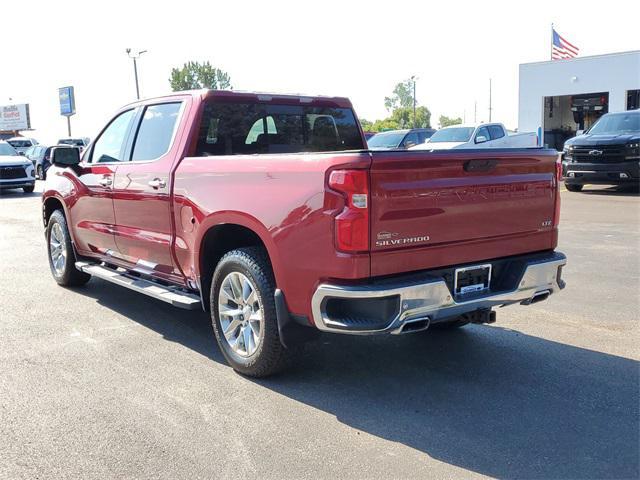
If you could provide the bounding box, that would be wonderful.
[210,247,289,377]
[565,184,583,192]
[23,184,35,193]
[431,317,470,330]
[46,210,91,287]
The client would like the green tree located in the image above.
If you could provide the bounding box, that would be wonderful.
[169,61,232,91]
[439,115,462,128]
[384,79,415,111]
[391,106,431,129]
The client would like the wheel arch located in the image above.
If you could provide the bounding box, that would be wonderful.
[196,214,281,311]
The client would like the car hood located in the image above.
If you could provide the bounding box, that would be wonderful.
[565,133,640,147]
[409,141,465,150]
[0,155,30,166]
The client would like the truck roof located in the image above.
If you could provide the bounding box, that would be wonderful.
[123,89,354,109]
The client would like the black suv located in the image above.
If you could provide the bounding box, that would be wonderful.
[562,110,640,192]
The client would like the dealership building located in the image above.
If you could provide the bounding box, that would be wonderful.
[518,50,640,150]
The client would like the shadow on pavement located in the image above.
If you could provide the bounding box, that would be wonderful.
[76,278,639,479]
[578,185,639,197]
[0,189,41,199]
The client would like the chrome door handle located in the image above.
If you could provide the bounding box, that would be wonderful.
[148,178,166,189]
[99,177,112,187]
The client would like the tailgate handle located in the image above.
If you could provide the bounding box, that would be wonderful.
[464,159,498,172]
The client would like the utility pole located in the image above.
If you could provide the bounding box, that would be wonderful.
[474,101,477,123]
[126,48,147,100]
[67,117,71,136]
[489,78,493,122]
[411,75,417,128]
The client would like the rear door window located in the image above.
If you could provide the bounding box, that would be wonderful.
[130,102,182,161]
[197,101,364,155]
[488,125,505,140]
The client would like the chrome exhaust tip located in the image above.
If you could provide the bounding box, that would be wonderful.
[398,317,431,334]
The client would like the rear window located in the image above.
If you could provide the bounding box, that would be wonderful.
[196,102,364,155]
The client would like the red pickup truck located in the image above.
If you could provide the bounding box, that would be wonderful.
[42,90,566,377]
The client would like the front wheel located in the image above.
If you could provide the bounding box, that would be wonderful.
[46,210,91,286]
[23,184,35,193]
[565,184,583,192]
[210,247,289,377]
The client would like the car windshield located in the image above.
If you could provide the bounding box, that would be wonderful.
[367,132,406,148]
[0,143,18,156]
[588,113,640,134]
[429,127,475,143]
[8,140,31,147]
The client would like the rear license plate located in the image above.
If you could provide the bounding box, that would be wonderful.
[454,264,492,296]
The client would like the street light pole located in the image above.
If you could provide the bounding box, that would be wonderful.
[126,49,147,100]
[411,75,417,128]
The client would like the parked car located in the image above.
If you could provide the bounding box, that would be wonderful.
[42,90,566,377]
[6,137,39,156]
[562,110,640,192]
[57,137,90,151]
[26,145,76,180]
[367,128,435,150]
[0,141,36,193]
[411,123,537,150]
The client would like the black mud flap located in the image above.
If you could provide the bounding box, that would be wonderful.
[274,289,320,349]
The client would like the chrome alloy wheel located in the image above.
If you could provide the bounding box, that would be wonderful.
[217,272,263,357]
[49,222,67,276]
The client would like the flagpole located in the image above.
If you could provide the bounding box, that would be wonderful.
[550,23,554,60]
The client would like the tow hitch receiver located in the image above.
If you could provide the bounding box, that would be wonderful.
[463,309,496,324]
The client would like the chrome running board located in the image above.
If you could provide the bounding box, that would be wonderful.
[75,261,200,310]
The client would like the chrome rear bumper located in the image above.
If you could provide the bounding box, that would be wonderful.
[311,252,566,335]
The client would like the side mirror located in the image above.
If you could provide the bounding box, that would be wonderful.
[475,135,488,144]
[18,151,25,156]
[576,129,584,136]
[51,146,80,166]
[404,140,416,149]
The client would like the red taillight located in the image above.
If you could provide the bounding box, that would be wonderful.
[328,169,369,252]
[553,155,562,226]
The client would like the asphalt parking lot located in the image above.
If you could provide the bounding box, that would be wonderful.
[1,182,638,479]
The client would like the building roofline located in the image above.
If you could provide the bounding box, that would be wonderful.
[520,50,640,67]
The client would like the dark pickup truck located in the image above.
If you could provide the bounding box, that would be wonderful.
[42,90,566,377]
[562,110,640,191]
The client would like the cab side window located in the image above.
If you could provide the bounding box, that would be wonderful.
[89,109,136,163]
[475,126,490,143]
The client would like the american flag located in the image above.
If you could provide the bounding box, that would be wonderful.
[552,28,579,60]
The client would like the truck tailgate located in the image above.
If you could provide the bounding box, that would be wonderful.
[369,149,559,276]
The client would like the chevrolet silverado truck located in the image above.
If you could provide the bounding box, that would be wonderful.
[42,90,566,377]
[562,109,640,192]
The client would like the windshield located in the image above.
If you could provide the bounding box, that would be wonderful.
[367,132,406,148]
[59,139,85,146]
[0,143,18,156]
[429,127,475,143]
[588,113,640,134]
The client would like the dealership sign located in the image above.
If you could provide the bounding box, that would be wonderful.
[59,86,76,116]
[0,104,31,131]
